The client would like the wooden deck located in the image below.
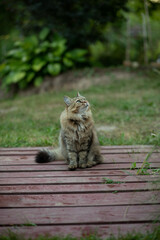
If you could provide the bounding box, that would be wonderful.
[0,146,160,238]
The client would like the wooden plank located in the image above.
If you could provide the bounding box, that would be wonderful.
[0,169,159,178]
[101,149,160,154]
[0,145,155,151]
[0,146,159,239]
[0,223,158,238]
[0,175,159,185]
[0,170,133,178]
[0,153,159,165]
[1,182,159,194]
[0,191,159,208]
[0,162,159,172]
[101,145,157,149]
[0,162,157,170]
[0,147,159,156]
[0,147,43,151]
[0,205,159,225]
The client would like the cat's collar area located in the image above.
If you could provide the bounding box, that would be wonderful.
[69,119,82,125]
[69,119,78,124]
[69,115,88,124]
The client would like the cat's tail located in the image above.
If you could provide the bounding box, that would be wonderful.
[35,148,64,163]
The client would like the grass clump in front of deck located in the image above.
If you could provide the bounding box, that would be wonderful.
[0,226,160,240]
[0,68,160,147]
[102,177,125,184]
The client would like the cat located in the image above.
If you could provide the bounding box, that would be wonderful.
[35,92,103,170]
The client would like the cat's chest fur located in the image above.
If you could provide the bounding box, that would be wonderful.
[60,109,93,143]
[72,120,91,140]
[64,117,90,139]
[67,120,92,153]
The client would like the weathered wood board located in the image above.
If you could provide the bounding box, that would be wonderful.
[0,146,160,239]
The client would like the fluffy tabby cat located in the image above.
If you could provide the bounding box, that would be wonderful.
[35,93,103,170]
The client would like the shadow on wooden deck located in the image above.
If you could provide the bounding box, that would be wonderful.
[0,146,160,238]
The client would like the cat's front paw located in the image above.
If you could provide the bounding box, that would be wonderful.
[96,155,104,163]
[86,161,96,168]
[79,163,87,169]
[68,163,77,170]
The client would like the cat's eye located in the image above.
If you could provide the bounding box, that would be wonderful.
[76,100,81,103]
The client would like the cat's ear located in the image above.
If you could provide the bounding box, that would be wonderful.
[64,96,71,106]
[77,92,82,97]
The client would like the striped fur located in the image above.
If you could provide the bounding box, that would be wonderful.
[35,93,103,170]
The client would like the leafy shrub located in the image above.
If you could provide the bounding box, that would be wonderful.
[0,28,88,90]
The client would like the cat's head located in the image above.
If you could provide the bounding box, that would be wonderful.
[64,92,90,115]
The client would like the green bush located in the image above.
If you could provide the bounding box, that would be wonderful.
[0,28,88,90]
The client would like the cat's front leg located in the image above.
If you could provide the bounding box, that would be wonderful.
[68,151,78,170]
[87,131,103,167]
[87,143,103,167]
[87,148,103,167]
[78,151,87,168]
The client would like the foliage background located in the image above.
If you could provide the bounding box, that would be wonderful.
[0,1,160,88]
[0,0,160,64]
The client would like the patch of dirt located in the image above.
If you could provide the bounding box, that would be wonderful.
[0,68,138,99]
[96,125,117,133]
[0,107,17,114]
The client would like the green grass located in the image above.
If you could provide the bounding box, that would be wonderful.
[102,177,124,184]
[0,226,160,240]
[0,68,160,147]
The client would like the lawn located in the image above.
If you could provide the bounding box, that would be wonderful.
[0,68,160,147]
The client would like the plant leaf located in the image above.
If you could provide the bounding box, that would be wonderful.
[7,49,24,59]
[22,35,38,51]
[39,28,50,40]
[66,49,88,62]
[0,63,6,73]
[32,58,46,71]
[63,57,74,67]
[26,72,35,82]
[34,76,43,87]
[51,39,66,56]
[35,41,50,54]
[47,63,61,75]
[46,53,60,62]
[5,71,26,84]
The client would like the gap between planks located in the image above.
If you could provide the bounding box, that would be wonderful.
[0,170,159,178]
[0,182,159,194]
[0,163,159,172]
[0,175,160,185]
